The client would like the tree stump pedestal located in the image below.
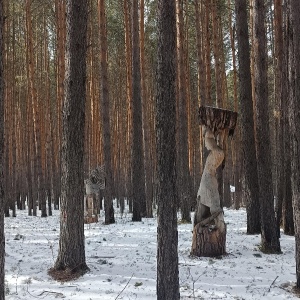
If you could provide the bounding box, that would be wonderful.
[84,194,98,224]
[191,221,226,257]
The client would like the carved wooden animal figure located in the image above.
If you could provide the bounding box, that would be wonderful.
[84,165,105,223]
[84,165,106,195]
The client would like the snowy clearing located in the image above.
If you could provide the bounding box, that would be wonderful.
[4,204,298,300]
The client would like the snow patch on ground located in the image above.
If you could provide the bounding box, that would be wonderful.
[4,205,298,299]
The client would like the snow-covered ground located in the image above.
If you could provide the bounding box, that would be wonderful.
[4,203,298,299]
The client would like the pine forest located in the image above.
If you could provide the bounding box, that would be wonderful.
[1,0,300,299]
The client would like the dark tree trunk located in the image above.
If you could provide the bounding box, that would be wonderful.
[282,118,294,236]
[176,0,191,223]
[31,132,37,216]
[235,0,261,234]
[280,1,294,236]
[195,0,207,106]
[131,0,146,221]
[253,0,280,253]
[98,0,115,224]
[274,0,284,238]
[283,186,294,235]
[140,0,153,218]
[288,0,300,288]
[27,114,34,216]
[233,128,242,210]
[156,0,180,298]
[47,188,52,217]
[274,0,294,239]
[49,0,89,280]
[53,170,60,210]
[0,0,5,297]
[25,0,46,218]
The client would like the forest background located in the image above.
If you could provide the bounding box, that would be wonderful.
[0,0,293,227]
[1,0,300,298]
[1,0,281,219]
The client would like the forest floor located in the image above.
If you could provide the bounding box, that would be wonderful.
[4,202,299,300]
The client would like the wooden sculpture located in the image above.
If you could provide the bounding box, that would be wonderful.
[191,106,237,257]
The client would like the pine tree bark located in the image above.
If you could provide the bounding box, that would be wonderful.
[204,0,212,105]
[0,0,5,296]
[156,0,180,298]
[272,0,295,238]
[195,0,206,106]
[140,0,153,218]
[176,0,191,223]
[44,16,53,216]
[274,0,284,237]
[253,0,280,253]
[11,7,18,215]
[280,1,294,236]
[26,75,35,216]
[98,0,115,224]
[193,0,205,195]
[235,0,261,234]
[228,0,240,209]
[288,0,300,288]
[25,0,46,217]
[124,0,133,209]
[211,0,222,107]
[131,0,146,221]
[54,0,65,210]
[4,59,11,217]
[49,0,89,279]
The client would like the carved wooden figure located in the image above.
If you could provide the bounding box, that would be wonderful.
[191,106,237,257]
[84,166,105,224]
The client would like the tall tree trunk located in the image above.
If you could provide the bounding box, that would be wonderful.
[140,0,153,218]
[98,0,115,224]
[10,5,18,216]
[131,0,146,221]
[211,0,227,207]
[25,0,46,217]
[176,0,191,223]
[26,60,35,216]
[289,0,300,288]
[49,0,89,279]
[44,20,53,216]
[0,0,5,296]
[194,0,205,198]
[204,0,212,105]
[3,13,11,217]
[156,0,180,298]
[249,0,256,130]
[253,0,281,253]
[54,0,65,210]
[195,0,207,106]
[4,55,10,217]
[271,0,295,238]
[274,0,284,237]
[211,0,222,107]
[235,0,261,234]
[124,0,133,209]
[228,0,240,209]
